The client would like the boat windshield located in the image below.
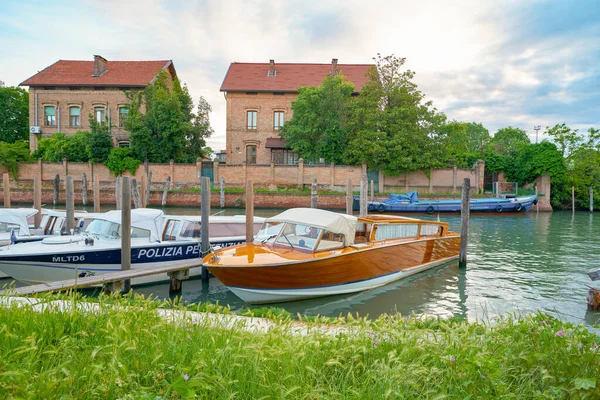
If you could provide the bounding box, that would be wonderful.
[0,221,21,234]
[254,221,324,251]
[85,219,121,239]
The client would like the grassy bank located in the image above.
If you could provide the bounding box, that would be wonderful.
[1,294,599,399]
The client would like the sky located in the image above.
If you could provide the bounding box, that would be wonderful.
[1,0,599,151]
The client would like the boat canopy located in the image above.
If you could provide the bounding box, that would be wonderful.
[266,208,358,245]
[100,209,164,241]
[385,191,419,203]
[0,208,37,236]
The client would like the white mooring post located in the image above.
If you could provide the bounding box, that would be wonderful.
[459,178,470,269]
[81,173,88,206]
[65,176,74,234]
[93,176,101,213]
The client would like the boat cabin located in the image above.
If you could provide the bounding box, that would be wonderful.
[254,209,449,253]
[83,209,164,241]
[161,215,265,242]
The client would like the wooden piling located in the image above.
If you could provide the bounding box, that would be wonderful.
[359,175,368,216]
[590,186,594,213]
[201,176,211,283]
[53,174,60,205]
[65,176,74,234]
[81,173,88,206]
[121,176,131,293]
[93,176,101,213]
[140,175,147,208]
[33,175,42,227]
[246,180,254,244]
[220,176,225,208]
[162,176,171,207]
[2,173,10,208]
[370,180,374,202]
[145,171,152,207]
[131,178,141,209]
[346,178,353,215]
[311,179,317,208]
[535,186,539,213]
[459,178,470,269]
[115,176,122,210]
[572,186,575,214]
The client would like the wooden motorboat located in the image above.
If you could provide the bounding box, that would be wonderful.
[202,208,461,304]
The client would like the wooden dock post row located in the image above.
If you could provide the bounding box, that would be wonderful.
[3,173,11,208]
[459,178,470,269]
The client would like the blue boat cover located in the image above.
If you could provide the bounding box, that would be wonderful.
[385,191,419,203]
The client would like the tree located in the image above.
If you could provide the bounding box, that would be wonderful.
[88,116,113,163]
[490,127,530,156]
[344,54,446,174]
[279,74,355,164]
[0,86,29,143]
[104,147,141,176]
[0,141,30,177]
[180,96,214,163]
[465,122,491,154]
[126,72,212,163]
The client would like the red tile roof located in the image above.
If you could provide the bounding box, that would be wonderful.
[220,62,374,93]
[20,60,175,87]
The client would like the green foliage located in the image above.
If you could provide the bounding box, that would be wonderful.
[465,122,491,153]
[104,147,141,176]
[343,54,447,174]
[0,141,31,177]
[490,126,530,156]
[0,86,29,143]
[1,295,599,398]
[33,132,92,162]
[126,72,213,163]
[280,74,355,164]
[180,96,214,163]
[436,121,482,168]
[88,116,113,163]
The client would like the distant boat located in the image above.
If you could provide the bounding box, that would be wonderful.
[355,191,538,214]
[202,208,460,304]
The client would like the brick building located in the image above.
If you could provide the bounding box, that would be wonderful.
[20,55,177,152]
[220,59,373,165]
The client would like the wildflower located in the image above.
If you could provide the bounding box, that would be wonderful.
[449,356,455,362]
[183,374,189,381]
[578,343,584,350]
[187,335,191,340]
[458,372,462,378]
[481,375,486,380]
[555,330,565,337]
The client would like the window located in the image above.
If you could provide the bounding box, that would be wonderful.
[246,145,257,165]
[420,224,442,237]
[247,111,257,130]
[374,224,419,240]
[273,111,284,130]
[94,107,105,123]
[118,141,130,148]
[44,106,56,126]
[69,107,80,127]
[271,149,299,165]
[119,107,128,127]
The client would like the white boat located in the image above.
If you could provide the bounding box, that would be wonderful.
[0,208,264,286]
[0,208,38,247]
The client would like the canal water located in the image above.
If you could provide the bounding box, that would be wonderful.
[4,206,600,327]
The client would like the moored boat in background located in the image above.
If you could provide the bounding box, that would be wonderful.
[203,208,460,304]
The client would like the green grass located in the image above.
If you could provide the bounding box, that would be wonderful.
[1,293,599,399]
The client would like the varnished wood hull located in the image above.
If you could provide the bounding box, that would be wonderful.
[204,236,460,304]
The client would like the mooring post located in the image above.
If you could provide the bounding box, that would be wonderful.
[220,176,225,208]
[459,178,470,269]
[572,186,575,214]
[131,178,141,209]
[2,173,10,208]
[66,176,75,234]
[346,178,353,215]
[311,179,317,208]
[162,176,171,207]
[246,179,255,244]
[590,186,594,213]
[33,175,42,228]
[535,186,539,213]
[81,173,88,206]
[115,176,122,210]
[370,180,374,202]
[93,176,101,213]
[53,174,60,205]
[200,176,211,283]
[121,176,131,293]
[145,171,152,207]
[359,175,368,216]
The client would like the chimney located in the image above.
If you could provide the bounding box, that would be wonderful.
[331,58,338,75]
[92,55,108,77]
[268,59,276,76]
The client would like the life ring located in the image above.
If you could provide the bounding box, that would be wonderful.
[378,203,385,212]
[368,204,375,212]
[533,198,538,205]
[515,202,523,212]
[426,205,434,214]
[495,204,503,213]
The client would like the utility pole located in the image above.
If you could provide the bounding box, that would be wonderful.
[534,125,541,143]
